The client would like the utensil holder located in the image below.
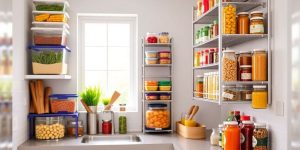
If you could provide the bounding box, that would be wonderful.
[87,113,97,135]
[89,106,97,113]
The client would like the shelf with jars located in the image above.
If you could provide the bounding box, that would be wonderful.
[192,0,271,108]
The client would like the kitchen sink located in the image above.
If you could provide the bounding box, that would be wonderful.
[81,134,142,144]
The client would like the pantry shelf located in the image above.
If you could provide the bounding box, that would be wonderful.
[222,101,252,104]
[143,76,172,78]
[223,81,269,85]
[143,91,172,94]
[143,43,172,47]
[193,63,218,69]
[144,129,173,133]
[25,75,72,80]
[193,5,219,24]
[193,97,220,104]
[222,2,265,12]
[143,100,172,103]
[143,64,172,67]
[193,36,218,48]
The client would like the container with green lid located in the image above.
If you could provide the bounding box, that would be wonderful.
[158,81,171,86]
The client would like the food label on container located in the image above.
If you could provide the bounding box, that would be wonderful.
[252,136,268,148]
[250,24,264,34]
[222,92,234,100]
[240,133,245,144]
[241,73,252,80]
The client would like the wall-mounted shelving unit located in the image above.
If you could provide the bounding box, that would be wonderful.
[192,0,271,106]
[142,38,173,133]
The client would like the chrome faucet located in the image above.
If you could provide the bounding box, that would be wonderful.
[101,110,115,135]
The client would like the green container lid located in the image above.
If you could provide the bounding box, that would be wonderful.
[158,81,171,86]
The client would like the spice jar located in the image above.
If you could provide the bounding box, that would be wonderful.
[250,17,264,34]
[240,65,252,81]
[237,12,249,34]
[67,120,84,137]
[240,86,252,101]
[252,85,268,109]
[239,51,252,65]
[213,20,218,37]
[252,49,267,81]
[241,121,255,150]
[209,49,214,64]
[194,51,200,67]
[250,11,263,18]
[213,48,219,63]
[119,104,126,111]
[158,32,170,43]
[253,123,269,150]
[195,75,204,98]
[224,121,240,150]
[222,4,237,34]
[222,50,237,81]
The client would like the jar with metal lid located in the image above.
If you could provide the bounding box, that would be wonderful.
[146,104,170,129]
[250,11,263,18]
[195,75,204,98]
[240,65,252,81]
[252,49,267,81]
[253,123,268,150]
[239,85,252,101]
[239,51,252,65]
[237,12,249,34]
[252,85,268,109]
[66,120,84,137]
[158,32,170,43]
[250,17,264,34]
[222,50,237,81]
[222,85,240,101]
[35,117,65,140]
[213,48,219,63]
[119,104,126,111]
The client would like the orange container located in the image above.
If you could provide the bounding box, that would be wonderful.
[224,121,240,150]
[144,80,158,86]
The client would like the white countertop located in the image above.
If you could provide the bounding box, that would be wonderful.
[18,133,221,150]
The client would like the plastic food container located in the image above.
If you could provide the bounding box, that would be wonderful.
[145,80,158,86]
[158,80,171,86]
[159,58,171,64]
[159,51,171,58]
[159,86,171,91]
[32,22,70,29]
[145,58,158,65]
[146,104,170,129]
[160,93,171,100]
[33,11,70,22]
[31,27,69,46]
[35,117,65,140]
[33,0,70,12]
[145,93,159,100]
[49,94,78,113]
[30,46,70,75]
[145,51,157,58]
[145,86,158,91]
[146,32,158,43]
[158,32,170,43]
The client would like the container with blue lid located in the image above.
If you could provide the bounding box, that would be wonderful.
[146,103,170,129]
[49,94,78,113]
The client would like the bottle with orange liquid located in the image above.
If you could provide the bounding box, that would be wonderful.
[224,121,240,150]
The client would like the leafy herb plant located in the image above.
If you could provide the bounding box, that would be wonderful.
[80,86,102,106]
[32,51,63,64]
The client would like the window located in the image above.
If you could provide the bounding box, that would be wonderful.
[78,14,138,112]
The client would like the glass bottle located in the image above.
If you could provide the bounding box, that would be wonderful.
[119,104,127,134]
[210,128,219,145]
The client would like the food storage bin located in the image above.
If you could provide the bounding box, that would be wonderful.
[145,51,157,58]
[222,50,237,81]
[66,120,84,137]
[158,80,171,86]
[30,46,70,74]
[32,22,70,29]
[159,86,171,91]
[145,80,158,86]
[159,58,171,64]
[145,93,159,100]
[33,0,70,12]
[146,104,170,129]
[222,4,237,34]
[160,93,171,100]
[145,32,158,43]
[158,32,170,43]
[222,85,240,101]
[159,51,171,58]
[35,117,65,140]
[31,27,69,46]
[145,86,158,91]
[33,11,70,22]
[49,94,78,113]
[145,58,158,65]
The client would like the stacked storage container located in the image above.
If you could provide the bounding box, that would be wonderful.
[30,0,71,75]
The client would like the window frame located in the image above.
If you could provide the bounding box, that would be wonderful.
[77,14,138,112]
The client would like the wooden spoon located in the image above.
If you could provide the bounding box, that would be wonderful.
[104,91,120,110]
[81,99,93,113]
[187,105,195,116]
[188,106,199,120]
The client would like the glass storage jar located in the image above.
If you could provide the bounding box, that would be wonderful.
[208,72,214,100]
[35,117,65,140]
[202,26,210,42]
[252,49,267,81]
[214,72,219,100]
[213,48,219,63]
[240,65,252,81]
[250,11,263,18]
[253,123,268,150]
[66,120,84,137]
[213,20,218,37]
[201,50,205,66]
[250,17,264,34]
[239,51,252,66]
[204,49,209,65]
[209,48,214,64]
[252,85,268,109]
[222,4,237,34]
[146,104,170,129]
[195,75,204,98]
[158,32,170,43]
[237,12,249,34]
[222,85,240,101]
[222,50,237,81]
[239,85,252,101]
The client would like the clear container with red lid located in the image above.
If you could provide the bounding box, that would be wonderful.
[146,32,158,43]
